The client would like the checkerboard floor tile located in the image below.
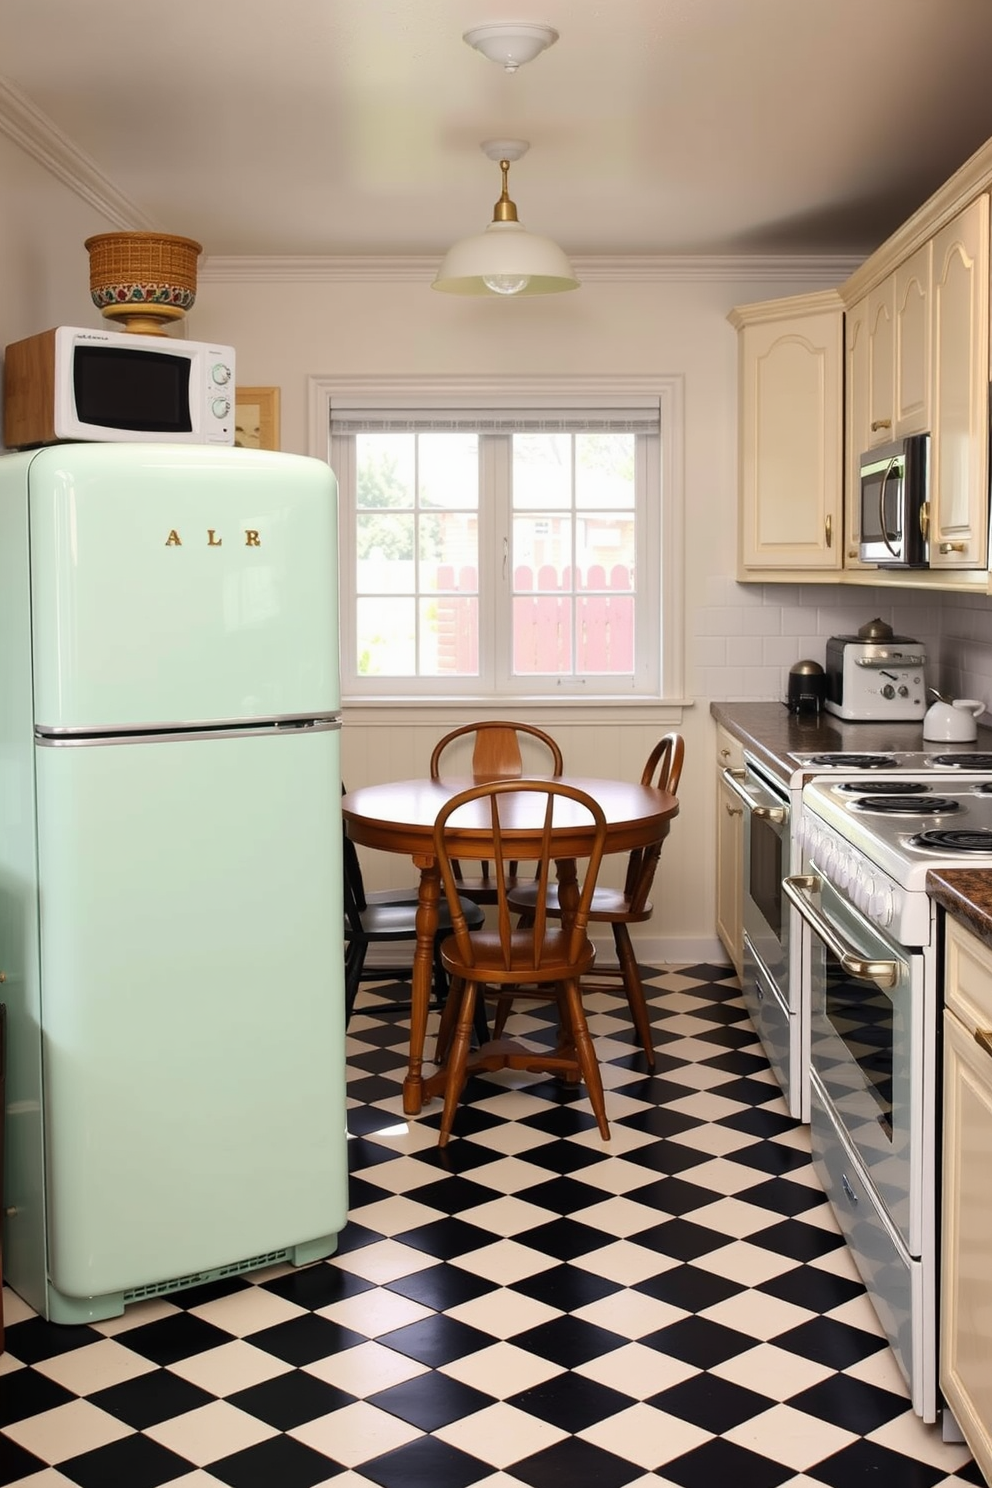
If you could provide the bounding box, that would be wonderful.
[2,964,985,1488]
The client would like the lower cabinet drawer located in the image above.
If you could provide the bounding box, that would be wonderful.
[810,1075,922,1405]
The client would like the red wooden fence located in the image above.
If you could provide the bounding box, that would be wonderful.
[434,563,634,675]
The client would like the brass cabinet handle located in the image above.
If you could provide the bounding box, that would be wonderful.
[939,541,966,554]
[724,801,743,817]
[974,1027,992,1058]
[825,514,833,548]
[719,748,731,761]
[920,501,930,542]
[871,418,892,431]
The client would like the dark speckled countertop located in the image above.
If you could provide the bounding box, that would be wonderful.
[927,871,992,950]
[709,700,992,786]
[710,701,992,948]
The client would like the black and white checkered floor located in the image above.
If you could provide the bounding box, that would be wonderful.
[1,963,985,1488]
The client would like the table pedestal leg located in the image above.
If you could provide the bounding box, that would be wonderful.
[403,858,441,1115]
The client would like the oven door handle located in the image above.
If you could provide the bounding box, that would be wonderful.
[783,873,899,990]
[722,768,788,823]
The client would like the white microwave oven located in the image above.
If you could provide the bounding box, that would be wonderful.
[3,325,236,449]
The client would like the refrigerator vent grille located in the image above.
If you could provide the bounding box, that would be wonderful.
[123,1247,291,1303]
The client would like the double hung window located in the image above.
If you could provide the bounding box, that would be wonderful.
[326,379,681,702]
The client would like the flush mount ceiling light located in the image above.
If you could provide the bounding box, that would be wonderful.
[432,140,579,298]
[463,22,558,73]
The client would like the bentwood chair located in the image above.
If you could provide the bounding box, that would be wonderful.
[505,732,685,1070]
[429,722,564,906]
[342,830,487,1035]
[432,779,610,1147]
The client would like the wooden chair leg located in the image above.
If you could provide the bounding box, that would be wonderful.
[614,923,655,1070]
[562,978,610,1140]
[435,975,463,1063]
[439,981,478,1147]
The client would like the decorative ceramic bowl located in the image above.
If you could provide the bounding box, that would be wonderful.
[84,232,202,335]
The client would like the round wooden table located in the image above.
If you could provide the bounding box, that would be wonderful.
[341,775,680,1113]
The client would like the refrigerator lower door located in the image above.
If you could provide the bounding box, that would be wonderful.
[34,723,346,1319]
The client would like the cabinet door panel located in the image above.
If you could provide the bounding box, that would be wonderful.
[931,195,990,569]
[738,309,843,570]
[845,297,870,567]
[867,280,895,445]
[895,242,932,438]
[941,1008,992,1483]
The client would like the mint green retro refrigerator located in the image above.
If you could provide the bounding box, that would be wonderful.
[0,442,347,1323]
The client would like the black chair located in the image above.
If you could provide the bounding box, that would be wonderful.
[342,831,487,1039]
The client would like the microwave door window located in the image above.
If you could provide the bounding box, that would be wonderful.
[862,471,904,547]
[73,346,193,433]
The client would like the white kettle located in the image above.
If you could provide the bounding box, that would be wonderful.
[922,695,985,742]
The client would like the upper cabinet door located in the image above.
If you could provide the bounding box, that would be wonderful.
[867,277,895,447]
[734,296,844,572]
[930,194,990,570]
[845,296,870,568]
[894,241,932,439]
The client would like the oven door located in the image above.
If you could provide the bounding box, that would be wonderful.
[725,760,790,994]
[784,870,930,1257]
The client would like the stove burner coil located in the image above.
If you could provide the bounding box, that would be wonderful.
[929,753,992,770]
[855,795,960,815]
[806,753,897,769]
[835,780,930,795]
[909,828,992,852]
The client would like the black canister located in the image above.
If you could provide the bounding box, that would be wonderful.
[787,659,826,714]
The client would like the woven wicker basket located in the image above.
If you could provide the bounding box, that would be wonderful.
[84,232,203,333]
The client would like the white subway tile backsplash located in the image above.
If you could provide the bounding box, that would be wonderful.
[696,582,992,709]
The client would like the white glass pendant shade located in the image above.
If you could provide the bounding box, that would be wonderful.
[433,220,578,296]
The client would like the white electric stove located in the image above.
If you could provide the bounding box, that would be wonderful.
[787,771,992,1423]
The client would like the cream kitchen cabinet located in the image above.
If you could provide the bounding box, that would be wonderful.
[844,295,870,568]
[940,914,992,1483]
[864,246,932,452]
[730,291,844,575]
[930,194,990,571]
[715,725,744,976]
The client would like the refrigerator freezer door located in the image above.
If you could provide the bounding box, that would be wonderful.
[26,443,339,731]
[35,725,347,1300]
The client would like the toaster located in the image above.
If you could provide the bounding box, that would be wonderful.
[824,624,927,722]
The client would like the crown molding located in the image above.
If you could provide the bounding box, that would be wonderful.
[0,75,156,229]
[199,252,860,285]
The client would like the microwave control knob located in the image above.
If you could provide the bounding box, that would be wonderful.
[212,363,232,386]
[212,397,231,419]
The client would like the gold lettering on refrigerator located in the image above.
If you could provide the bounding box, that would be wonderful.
[163,529,263,546]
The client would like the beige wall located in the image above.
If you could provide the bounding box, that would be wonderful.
[0,133,112,351]
[189,266,844,962]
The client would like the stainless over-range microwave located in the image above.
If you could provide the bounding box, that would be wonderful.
[859,433,930,568]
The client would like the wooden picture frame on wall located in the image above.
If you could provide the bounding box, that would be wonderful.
[234,387,280,450]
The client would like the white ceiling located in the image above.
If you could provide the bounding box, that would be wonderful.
[5,0,992,262]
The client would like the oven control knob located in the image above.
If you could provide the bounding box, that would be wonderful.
[881,683,896,699]
[856,874,872,913]
[869,885,894,925]
[836,852,852,889]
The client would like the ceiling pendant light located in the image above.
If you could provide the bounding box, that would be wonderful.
[432,141,579,298]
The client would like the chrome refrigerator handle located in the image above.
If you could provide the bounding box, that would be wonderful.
[783,873,899,990]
